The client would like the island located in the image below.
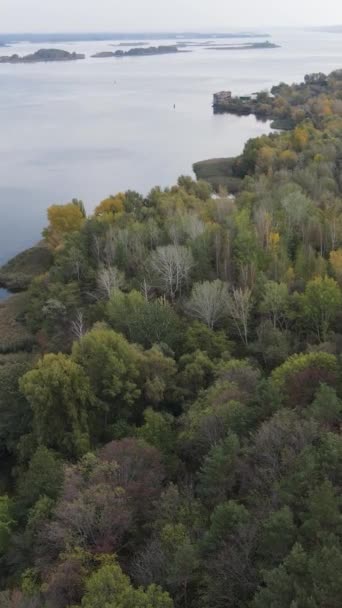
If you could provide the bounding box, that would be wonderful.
[118,42,149,46]
[207,40,280,50]
[92,45,182,58]
[0,48,85,63]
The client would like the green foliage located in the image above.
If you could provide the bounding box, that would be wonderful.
[197,434,240,506]
[0,496,13,556]
[182,321,231,359]
[300,276,342,340]
[16,447,63,514]
[20,353,92,458]
[72,325,142,435]
[107,290,181,351]
[81,558,173,608]
[271,352,337,394]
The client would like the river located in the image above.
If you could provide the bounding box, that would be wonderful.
[0,27,342,262]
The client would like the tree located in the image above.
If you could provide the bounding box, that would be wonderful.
[197,433,240,506]
[0,355,32,454]
[329,248,342,285]
[182,321,231,359]
[309,383,342,428]
[72,326,143,439]
[16,447,63,514]
[252,542,342,608]
[137,408,176,457]
[186,280,228,329]
[0,496,13,556]
[100,438,165,524]
[96,266,125,299]
[227,286,253,345]
[300,276,342,341]
[259,281,289,328]
[107,290,181,350]
[81,558,173,608]
[44,203,85,246]
[94,194,125,218]
[149,245,194,300]
[141,347,177,406]
[20,353,92,458]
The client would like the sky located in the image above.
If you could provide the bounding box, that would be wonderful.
[1,0,342,32]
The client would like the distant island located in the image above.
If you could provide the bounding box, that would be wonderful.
[0,31,271,44]
[118,42,149,46]
[207,40,280,50]
[92,45,181,58]
[0,48,85,63]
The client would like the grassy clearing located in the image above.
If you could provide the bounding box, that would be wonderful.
[0,241,53,291]
[193,158,243,192]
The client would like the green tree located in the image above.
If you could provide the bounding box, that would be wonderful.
[72,325,143,438]
[197,433,240,506]
[81,558,173,608]
[107,290,181,351]
[259,281,289,328]
[16,446,63,514]
[20,353,92,458]
[253,542,342,608]
[0,496,13,556]
[309,383,342,428]
[300,276,342,341]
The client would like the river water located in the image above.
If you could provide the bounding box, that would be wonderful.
[0,28,342,261]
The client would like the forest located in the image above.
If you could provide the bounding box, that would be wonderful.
[1,69,342,608]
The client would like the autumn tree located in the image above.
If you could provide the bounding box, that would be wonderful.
[94,194,125,218]
[44,202,85,246]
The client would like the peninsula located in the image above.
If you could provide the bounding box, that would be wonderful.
[0,48,85,63]
[212,70,338,128]
[207,40,280,50]
[92,45,181,58]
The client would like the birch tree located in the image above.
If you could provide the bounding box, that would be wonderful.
[186,280,228,329]
[97,266,125,299]
[149,245,194,300]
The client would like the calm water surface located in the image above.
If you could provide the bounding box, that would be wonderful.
[0,28,342,261]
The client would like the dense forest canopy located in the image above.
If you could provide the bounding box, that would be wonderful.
[1,69,342,608]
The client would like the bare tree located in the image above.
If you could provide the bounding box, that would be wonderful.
[71,311,86,340]
[96,266,125,299]
[186,280,228,329]
[182,213,205,240]
[149,245,194,300]
[140,277,153,301]
[227,287,253,345]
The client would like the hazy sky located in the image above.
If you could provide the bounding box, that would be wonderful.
[1,0,342,32]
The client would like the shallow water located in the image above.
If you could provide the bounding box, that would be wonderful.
[0,288,10,300]
[0,28,342,262]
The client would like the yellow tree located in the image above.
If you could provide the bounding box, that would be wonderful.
[95,194,125,218]
[329,249,342,286]
[44,202,85,247]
